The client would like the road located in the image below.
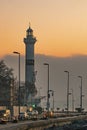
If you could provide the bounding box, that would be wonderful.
[0,114,87,130]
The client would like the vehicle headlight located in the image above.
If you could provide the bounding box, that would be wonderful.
[3,114,6,117]
[50,111,53,116]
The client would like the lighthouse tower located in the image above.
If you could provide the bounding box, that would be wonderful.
[24,26,37,103]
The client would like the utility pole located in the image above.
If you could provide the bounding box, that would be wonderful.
[13,51,21,115]
[64,71,69,113]
[44,63,50,113]
[78,76,83,112]
[49,90,54,112]
[71,88,74,112]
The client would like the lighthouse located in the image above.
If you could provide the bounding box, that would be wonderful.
[24,26,37,104]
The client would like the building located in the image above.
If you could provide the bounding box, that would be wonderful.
[24,26,37,104]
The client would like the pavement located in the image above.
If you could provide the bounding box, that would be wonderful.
[44,119,87,130]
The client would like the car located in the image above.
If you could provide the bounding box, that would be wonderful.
[12,116,18,123]
[31,110,38,120]
[27,111,32,119]
[0,118,8,124]
[0,109,11,121]
[18,112,29,120]
[31,110,38,115]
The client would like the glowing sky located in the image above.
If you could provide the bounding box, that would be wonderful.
[1,0,87,57]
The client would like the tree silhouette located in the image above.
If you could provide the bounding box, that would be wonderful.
[0,60,15,106]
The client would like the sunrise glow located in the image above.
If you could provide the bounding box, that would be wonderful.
[0,0,87,57]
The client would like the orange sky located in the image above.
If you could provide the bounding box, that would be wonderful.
[0,0,87,57]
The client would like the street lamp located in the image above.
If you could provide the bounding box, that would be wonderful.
[49,90,54,112]
[38,87,42,107]
[71,88,74,112]
[78,76,83,112]
[44,63,50,113]
[64,71,69,113]
[13,51,20,115]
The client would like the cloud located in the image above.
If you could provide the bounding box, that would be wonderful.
[1,54,87,110]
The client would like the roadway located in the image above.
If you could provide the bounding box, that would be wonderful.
[0,114,87,130]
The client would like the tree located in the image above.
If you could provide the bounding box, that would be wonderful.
[0,60,15,106]
[34,106,43,114]
[0,60,14,85]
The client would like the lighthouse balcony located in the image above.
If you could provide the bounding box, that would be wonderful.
[24,37,36,44]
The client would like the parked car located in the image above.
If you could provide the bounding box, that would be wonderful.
[0,118,8,124]
[31,110,38,120]
[32,110,38,115]
[18,112,29,120]
[27,111,32,119]
[0,109,11,121]
[12,116,18,123]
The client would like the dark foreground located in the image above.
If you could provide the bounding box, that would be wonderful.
[44,119,87,130]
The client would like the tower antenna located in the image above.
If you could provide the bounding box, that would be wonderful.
[29,22,31,28]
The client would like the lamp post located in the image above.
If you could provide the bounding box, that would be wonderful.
[38,87,42,107]
[78,76,83,112]
[49,90,54,112]
[71,88,74,112]
[13,51,20,115]
[64,71,69,113]
[44,63,50,113]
